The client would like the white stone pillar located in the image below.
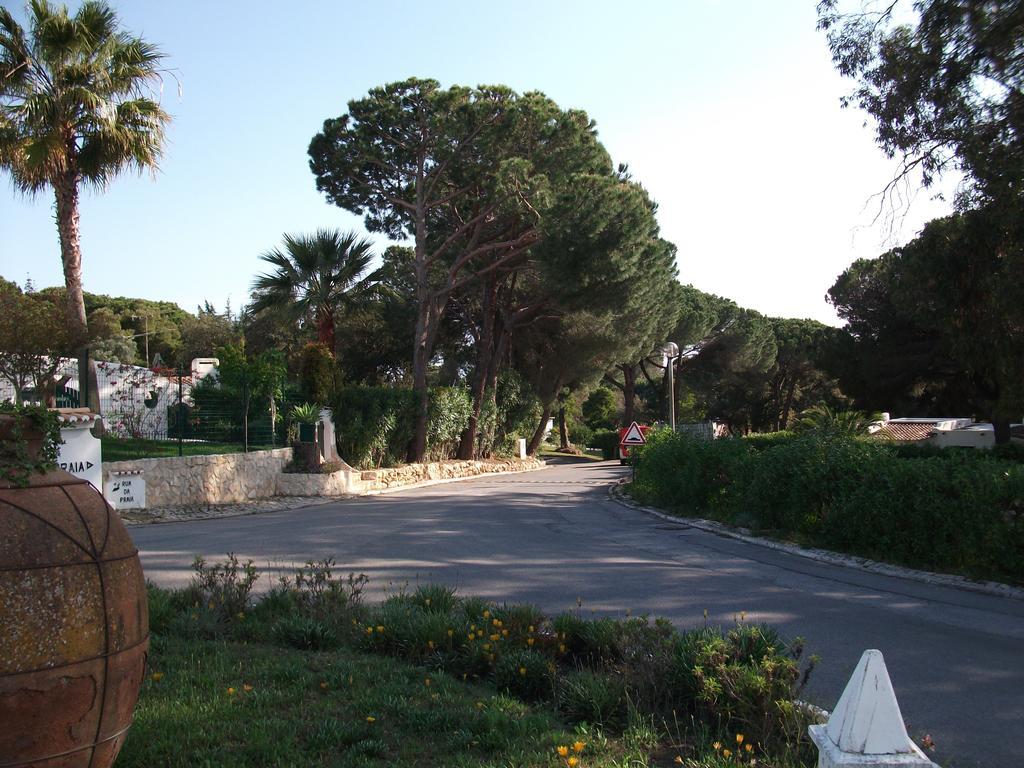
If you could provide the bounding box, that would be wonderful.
[809,650,939,768]
[319,408,339,462]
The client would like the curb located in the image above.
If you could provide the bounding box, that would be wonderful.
[608,481,1024,602]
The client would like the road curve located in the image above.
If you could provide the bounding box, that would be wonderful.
[130,458,1024,767]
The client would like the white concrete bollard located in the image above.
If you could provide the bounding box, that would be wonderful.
[809,650,939,768]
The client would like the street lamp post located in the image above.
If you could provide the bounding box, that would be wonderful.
[660,342,680,432]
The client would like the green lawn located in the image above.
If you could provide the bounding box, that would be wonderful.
[101,437,276,462]
[120,636,655,768]
[128,567,817,768]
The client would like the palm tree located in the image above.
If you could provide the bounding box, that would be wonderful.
[793,404,881,437]
[1,1,170,405]
[249,229,377,353]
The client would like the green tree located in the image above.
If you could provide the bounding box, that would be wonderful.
[250,229,377,354]
[828,209,1023,441]
[0,2,171,405]
[818,0,1024,209]
[582,386,617,431]
[310,79,609,462]
[0,279,79,403]
[215,344,287,451]
[793,404,879,437]
[178,302,240,367]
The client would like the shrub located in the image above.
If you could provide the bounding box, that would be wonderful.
[333,386,417,468]
[592,429,621,460]
[190,553,259,618]
[332,385,473,467]
[272,615,338,650]
[279,557,368,622]
[298,342,338,405]
[412,584,459,614]
[426,387,472,461]
[671,624,814,751]
[493,649,555,702]
[570,423,595,450]
[558,669,628,730]
[633,429,1024,582]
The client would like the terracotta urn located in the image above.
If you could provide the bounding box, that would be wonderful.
[0,417,148,768]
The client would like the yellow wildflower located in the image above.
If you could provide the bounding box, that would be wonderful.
[559,643,566,653]
[736,734,744,744]
[490,633,499,642]
[557,746,569,757]
[243,684,253,692]
[674,758,683,765]
[723,749,732,758]
[424,598,431,606]
[424,678,431,686]
[447,629,454,637]
[518,666,527,676]
[567,758,579,768]
[150,672,164,682]
[528,625,535,633]
[502,629,509,637]
[319,681,328,690]
[573,741,585,753]
[483,610,490,619]
[475,701,484,709]
[428,640,435,649]
[471,624,477,631]
[745,744,753,753]
[366,716,376,723]
[713,742,721,751]
[483,643,491,651]
[527,638,535,646]
[376,625,384,633]
[226,687,236,695]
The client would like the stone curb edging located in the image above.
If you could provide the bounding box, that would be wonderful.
[608,480,1024,602]
[120,460,548,525]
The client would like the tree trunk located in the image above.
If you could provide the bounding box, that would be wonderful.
[458,277,499,459]
[527,399,554,456]
[54,173,99,413]
[409,181,432,463]
[317,307,336,354]
[622,364,636,425]
[558,405,572,450]
[780,377,797,432]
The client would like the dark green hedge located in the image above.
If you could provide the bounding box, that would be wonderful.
[332,386,471,469]
[632,430,1024,583]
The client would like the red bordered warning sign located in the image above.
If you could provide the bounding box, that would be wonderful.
[620,421,647,445]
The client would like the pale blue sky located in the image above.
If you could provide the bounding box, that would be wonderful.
[0,1,952,324]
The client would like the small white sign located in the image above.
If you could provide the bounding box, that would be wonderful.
[106,474,146,510]
[57,426,103,491]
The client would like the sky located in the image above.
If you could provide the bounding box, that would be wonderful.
[0,0,955,326]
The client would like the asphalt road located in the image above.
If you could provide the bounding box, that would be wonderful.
[131,459,1024,767]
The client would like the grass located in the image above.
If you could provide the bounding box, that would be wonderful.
[101,437,278,461]
[121,635,656,768]
[538,446,605,462]
[130,562,819,768]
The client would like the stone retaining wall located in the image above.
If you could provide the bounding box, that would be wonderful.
[104,447,293,507]
[357,457,543,491]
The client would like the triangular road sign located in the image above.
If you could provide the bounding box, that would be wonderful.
[621,422,646,445]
